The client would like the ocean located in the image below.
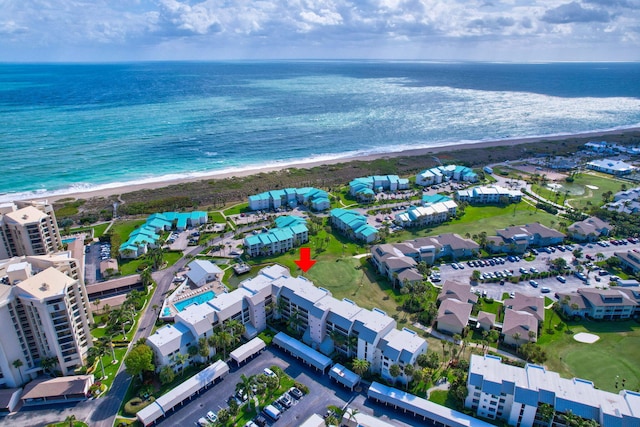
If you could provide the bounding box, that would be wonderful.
[1,61,639,201]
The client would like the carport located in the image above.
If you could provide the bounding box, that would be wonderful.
[272,332,331,373]
[230,337,266,366]
[367,382,494,427]
[329,363,360,391]
[137,360,229,426]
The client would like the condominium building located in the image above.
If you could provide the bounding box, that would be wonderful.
[330,208,379,243]
[0,253,93,387]
[456,185,522,204]
[349,175,410,200]
[416,164,478,186]
[148,265,427,384]
[0,200,62,259]
[248,187,330,211]
[394,200,458,228]
[466,354,640,427]
[243,216,309,257]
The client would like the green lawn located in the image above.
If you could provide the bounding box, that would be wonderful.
[69,222,110,238]
[565,173,627,211]
[538,319,640,393]
[111,219,147,241]
[392,203,557,242]
[209,211,227,223]
[223,203,249,216]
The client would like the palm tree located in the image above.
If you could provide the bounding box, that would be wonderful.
[214,330,233,360]
[99,335,116,361]
[140,268,153,287]
[389,364,402,385]
[40,356,58,375]
[64,415,77,427]
[12,359,24,384]
[512,332,522,347]
[351,358,370,377]
[237,374,256,408]
[89,344,107,379]
[537,403,555,427]
[198,337,210,360]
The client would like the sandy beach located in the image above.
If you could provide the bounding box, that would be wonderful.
[44,126,640,203]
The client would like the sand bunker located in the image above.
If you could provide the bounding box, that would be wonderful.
[585,185,599,190]
[574,332,600,344]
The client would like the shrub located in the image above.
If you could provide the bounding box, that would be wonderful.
[124,396,155,415]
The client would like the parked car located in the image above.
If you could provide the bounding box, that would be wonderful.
[197,417,209,427]
[253,415,267,427]
[556,275,566,283]
[263,368,277,378]
[541,287,551,293]
[289,387,304,399]
[263,404,281,421]
[529,280,539,288]
[206,411,218,423]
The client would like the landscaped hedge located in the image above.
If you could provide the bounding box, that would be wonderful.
[124,396,156,415]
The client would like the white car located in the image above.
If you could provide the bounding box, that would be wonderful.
[264,368,277,378]
[206,411,218,423]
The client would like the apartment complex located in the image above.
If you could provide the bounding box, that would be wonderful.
[394,200,458,228]
[456,185,522,204]
[349,175,410,201]
[586,158,636,176]
[556,287,640,320]
[248,187,330,211]
[148,265,427,384]
[0,200,62,259]
[415,164,478,186]
[371,234,480,284]
[486,223,565,254]
[0,253,93,387]
[243,215,309,257]
[330,208,378,243]
[466,354,640,427]
[567,216,612,242]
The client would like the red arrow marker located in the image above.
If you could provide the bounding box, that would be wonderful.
[295,247,316,272]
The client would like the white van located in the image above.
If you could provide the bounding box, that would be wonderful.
[263,404,281,421]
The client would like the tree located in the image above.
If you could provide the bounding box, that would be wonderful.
[88,343,107,379]
[537,403,555,427]
[124,344,155,381]
[40,356,58,375]
[213,329,233,360]
[187,344,199,360]
[12,359,24,384]
[99,335,117,361]
[198,337,210,360]
[389,364,402,383]
[237,374,256,408]
[141,268,153,287]
[64,415,77,427]
[174,352,188,376]
[159,365,175,385]
[351,358,370,377]
[512,332,522,347]
[217,408,230,424]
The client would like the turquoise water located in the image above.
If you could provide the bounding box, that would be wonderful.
[174,290,215,312]
[1,62,639,201]
[62,238,76,244]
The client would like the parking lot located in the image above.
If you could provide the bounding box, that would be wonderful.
[435,240,640,302]
[156,348,420,427]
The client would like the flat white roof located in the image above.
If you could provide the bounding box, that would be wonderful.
[230,337,266,365]
[273,332,331,371]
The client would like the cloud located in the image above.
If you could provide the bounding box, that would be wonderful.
[583,0,640,8]
[0,21,28,35]
[541,2,611,24]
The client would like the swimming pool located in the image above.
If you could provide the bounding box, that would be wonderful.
[62,238,76,244]
[174,290,215,312]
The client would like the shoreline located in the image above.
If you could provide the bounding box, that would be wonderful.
[35,126,640,204]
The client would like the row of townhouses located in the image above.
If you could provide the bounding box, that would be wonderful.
[248,187,330,211]
[330,208,379,243]
[119,211,208,258]
[605,186,640,214]
[466,354,640,427]
[486,223,565,254]
[557,287,640,320]
[435,280,545,347]
[415,164,478,186]
[243,215,309,257]
[147,264,427,385]
[394,199,458,228]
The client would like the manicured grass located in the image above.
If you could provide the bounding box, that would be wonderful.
[223,203,249,216]
[539,319,640,393]
[111,219,147,241]
[46,422,89,427]
[565,173,627,211]
[209,211,227,223]
[69,222,110,238]
[392,203,557,242]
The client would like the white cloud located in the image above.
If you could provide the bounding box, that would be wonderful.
[0,0,637,60]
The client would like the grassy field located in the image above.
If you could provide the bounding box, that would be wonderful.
[223,202,249,216]
[69,222,110,238]
[111,219,147,241]
[209,211,227,223]
[538,318,640,393]
[392,203,557,242]
[565,173,627,211]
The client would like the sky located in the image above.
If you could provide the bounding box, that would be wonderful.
[0,0,639,62]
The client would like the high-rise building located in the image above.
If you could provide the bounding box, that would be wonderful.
[0,200,62,259]
[0,253,93,387]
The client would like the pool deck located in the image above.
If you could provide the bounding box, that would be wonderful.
[160,278,227,319]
